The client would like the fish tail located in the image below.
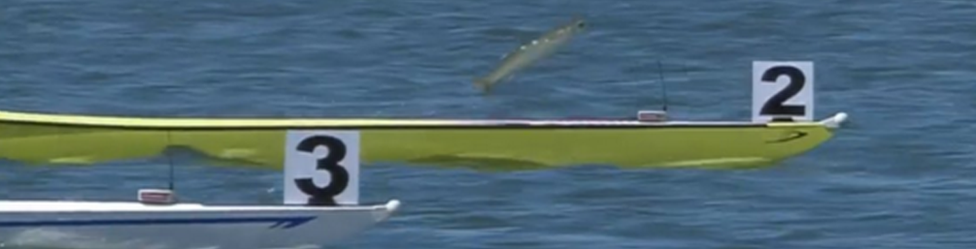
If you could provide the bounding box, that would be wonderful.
[473,77,494,93]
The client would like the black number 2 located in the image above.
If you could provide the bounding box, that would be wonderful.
[759,65,806,118]
[293,135,350,206]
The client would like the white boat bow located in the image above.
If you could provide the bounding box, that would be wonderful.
[818,112,849,129]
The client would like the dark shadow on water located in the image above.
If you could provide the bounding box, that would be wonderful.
[159,145,270,169]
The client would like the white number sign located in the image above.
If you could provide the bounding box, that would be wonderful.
[283,130,360,206]
[752,61,814,123]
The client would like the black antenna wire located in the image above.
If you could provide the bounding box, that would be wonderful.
[657,60,669,112]
[165,131,175,191]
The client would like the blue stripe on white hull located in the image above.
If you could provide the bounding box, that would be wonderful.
[0,200,400,249]
[0,216,318,229]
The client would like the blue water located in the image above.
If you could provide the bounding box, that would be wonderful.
[2,0,976,248]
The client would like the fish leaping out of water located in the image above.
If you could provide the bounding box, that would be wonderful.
[474,17,587,94]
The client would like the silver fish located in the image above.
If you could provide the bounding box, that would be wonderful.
[474,17,587,93]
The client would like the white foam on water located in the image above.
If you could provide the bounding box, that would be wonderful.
[1,230,322,249]
[1,229,168,249]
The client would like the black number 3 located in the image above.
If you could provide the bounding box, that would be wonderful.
[293,135,350,206]
[760,66,806,119]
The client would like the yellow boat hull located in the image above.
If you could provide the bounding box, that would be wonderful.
[0,110,847,170]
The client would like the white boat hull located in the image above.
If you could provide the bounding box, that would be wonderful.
[0,199,401,249]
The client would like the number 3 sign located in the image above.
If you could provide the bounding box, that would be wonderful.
[283,130,360,206]
[752,61,814,123]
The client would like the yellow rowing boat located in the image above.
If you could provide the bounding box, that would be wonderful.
[0,108,847,170]
[0,61,846,170]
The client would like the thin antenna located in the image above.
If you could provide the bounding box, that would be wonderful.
[165,132,175,191]
[657,60,669,112]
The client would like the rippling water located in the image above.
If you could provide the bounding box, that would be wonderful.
[2,0,976,248]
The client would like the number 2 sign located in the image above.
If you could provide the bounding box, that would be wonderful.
[752,61,814,123]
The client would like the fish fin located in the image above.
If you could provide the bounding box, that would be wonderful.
[474,77,494,93]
